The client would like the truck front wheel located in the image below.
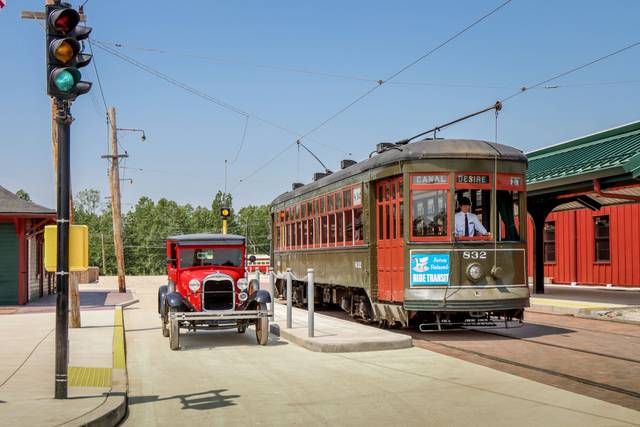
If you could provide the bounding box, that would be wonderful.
[255,302,269,345]
[169,308,180,350]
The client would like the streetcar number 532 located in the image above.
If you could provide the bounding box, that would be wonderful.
[462,251,487,259]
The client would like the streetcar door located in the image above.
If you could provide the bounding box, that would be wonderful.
[376,177,404,302]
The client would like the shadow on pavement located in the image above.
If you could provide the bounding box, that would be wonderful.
[129,389,240,410]
[175,329,288,351]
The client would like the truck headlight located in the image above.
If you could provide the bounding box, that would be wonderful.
[466,263,483,282]
[237,278,248,290]
[188,279,201,292]
[238,292,248,302]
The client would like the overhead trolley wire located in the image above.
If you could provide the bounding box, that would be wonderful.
[90,40,350,156]
[500,40,640,103]
[232,0,513,186]
[297,0,513,140]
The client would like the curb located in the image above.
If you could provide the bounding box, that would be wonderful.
[69,306,129,427]
[269,323,412,353]
[528,304,640,325]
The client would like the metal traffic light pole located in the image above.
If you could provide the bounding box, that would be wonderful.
[54,98,72,399]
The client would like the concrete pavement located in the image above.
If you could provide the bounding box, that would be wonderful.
[123,276,640,426]
[0,279,132,426]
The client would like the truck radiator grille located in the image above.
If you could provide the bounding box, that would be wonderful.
[203,280,234,311]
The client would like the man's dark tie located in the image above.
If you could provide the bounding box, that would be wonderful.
[464,213,469,237]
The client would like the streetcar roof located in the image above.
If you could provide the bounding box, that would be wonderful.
[167,233,245,246]
[271,138,526,205]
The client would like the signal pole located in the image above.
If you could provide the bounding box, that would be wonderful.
[107,107,126,293]
[54,98,72,399]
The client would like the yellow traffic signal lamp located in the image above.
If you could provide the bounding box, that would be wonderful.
[220,207,231,218]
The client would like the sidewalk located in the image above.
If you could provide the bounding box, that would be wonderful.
[270,303,412,352]
[0,280,133,426]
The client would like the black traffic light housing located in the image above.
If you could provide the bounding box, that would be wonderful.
[220,207,231,219]
[46,3,92,99]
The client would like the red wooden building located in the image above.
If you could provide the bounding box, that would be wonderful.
[526,121,640,289]
[0,186,55,305]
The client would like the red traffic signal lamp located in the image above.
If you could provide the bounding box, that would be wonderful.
[46,3,92,99]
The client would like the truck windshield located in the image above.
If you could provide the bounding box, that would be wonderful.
[179,248,242,268]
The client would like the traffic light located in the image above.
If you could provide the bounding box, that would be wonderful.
[220,207,231,219]
[46,3,92,99]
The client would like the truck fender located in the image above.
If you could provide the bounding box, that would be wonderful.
[250,289,272,305]
[166,292,185,309]
[158,285,169,315]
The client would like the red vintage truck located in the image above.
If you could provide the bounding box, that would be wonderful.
[158,233,272,350]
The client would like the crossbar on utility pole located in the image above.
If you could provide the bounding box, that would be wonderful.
[108,107,126,293]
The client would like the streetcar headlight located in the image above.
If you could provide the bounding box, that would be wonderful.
[238,292,248,302]
[188,279,201,292]
[466,263,483,282]
[237,278,248,290]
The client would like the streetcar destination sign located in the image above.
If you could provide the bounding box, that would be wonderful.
[456,174,489,184]
[412,174,448,185]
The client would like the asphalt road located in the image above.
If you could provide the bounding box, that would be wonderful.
[120,276,640,426]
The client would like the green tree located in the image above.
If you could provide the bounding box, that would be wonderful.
[234,205,271,254]
[16,189,31,201]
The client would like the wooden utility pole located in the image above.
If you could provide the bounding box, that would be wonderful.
[107,107,127,293]
[100,232,107,275]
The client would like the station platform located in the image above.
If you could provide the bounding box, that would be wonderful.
[269,303,412,352]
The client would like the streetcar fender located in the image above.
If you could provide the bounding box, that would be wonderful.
[158,285,168,315]
[249,289,271,305]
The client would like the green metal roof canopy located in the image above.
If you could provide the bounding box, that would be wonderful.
[527,120,640,192]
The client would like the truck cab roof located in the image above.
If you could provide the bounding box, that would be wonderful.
[167,233,245,246]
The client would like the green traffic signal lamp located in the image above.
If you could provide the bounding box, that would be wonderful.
[51,68,80,92]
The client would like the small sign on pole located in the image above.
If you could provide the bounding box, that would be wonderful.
[44,225,89,272]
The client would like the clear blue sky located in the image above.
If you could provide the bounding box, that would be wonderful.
[1,0,639,211]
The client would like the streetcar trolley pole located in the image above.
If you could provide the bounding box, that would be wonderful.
[285,268,293,329]
[307,268,314,338]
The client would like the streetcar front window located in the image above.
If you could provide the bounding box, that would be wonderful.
[411,190,448,237]
[497,190,520,241]
[454,189,492,238]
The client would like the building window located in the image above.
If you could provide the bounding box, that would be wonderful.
[594,216,610,262]
[543,221,556,263]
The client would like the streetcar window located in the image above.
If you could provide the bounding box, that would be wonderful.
[344,190,351,208]
[399,201,404,237]
[337,211,344,244]
[497,190,520,241]
[308,219,314,247]
[345,210,353,243]
[276,225,281,249]
[336,193,342,210]
[321,216,328,245]
[354,208,364,242]
[412,190,448,237]
[455,189,491,237]
[392,203,397,239]
[328,194,334,211]
[378,205,383,239]
[302,220,308,247]
[308,202,313,216]
[320,197,325,214]
[329,214,336,244]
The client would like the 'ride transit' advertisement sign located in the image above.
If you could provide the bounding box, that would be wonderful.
[410,253,450,286]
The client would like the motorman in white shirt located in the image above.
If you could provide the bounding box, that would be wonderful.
[455,197,492,238]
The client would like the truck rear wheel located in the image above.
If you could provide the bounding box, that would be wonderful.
[169,308,180,350]
[255,302,269,345]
